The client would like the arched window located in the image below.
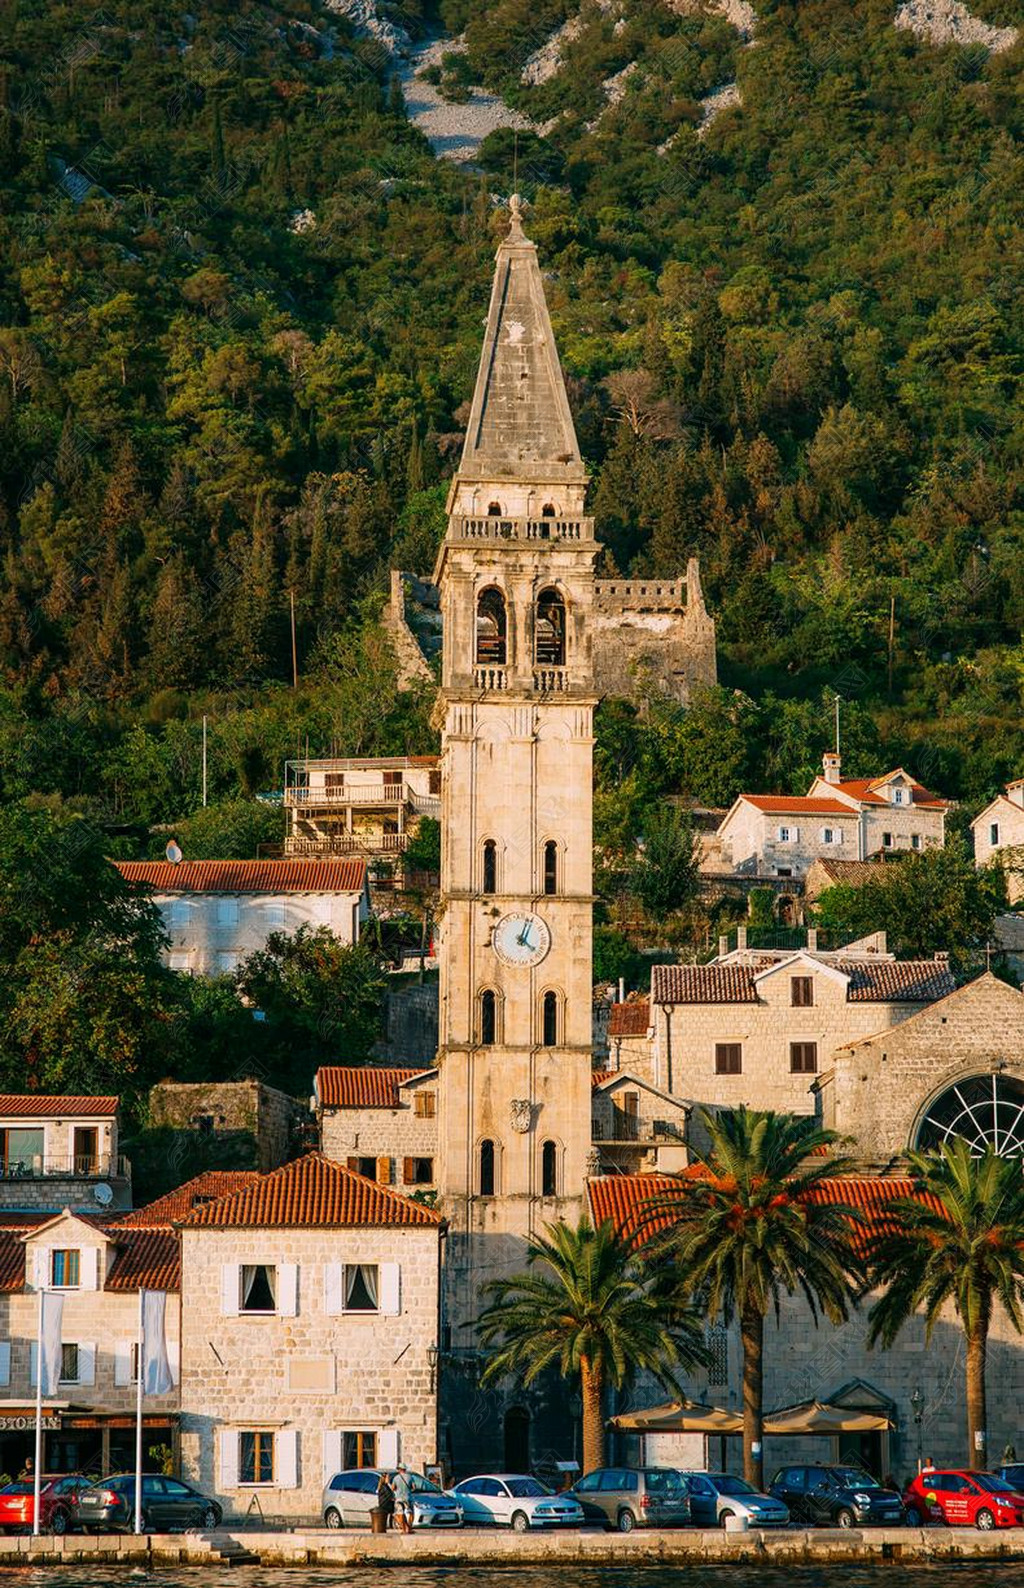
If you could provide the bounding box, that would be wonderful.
[535,587,565,666]
[480,1139,496,1196]
[480,990,497,1046]
[476,587,507,666]
[487,501,502,517]
[543,840,558,896]
[482,839,497,895]
[542,990,559,1047]
[541,502,556,518]
[541,1140,558,1197]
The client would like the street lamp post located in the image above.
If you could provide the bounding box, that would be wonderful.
[910,1387,925,1473]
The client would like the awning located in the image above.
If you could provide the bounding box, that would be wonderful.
[609,1400,742,1434]
[764,1399,893,1435]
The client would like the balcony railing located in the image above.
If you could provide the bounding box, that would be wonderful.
[591,1120,684,1147]
[533,668,568,693]
[474,666,508,691]
[285,784,415,808]
[283,835,410,857]
[0,1154,130,1180]
[452,517,591,543]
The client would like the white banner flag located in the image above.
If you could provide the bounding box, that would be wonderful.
[39,1292,63,1397]
[141,1290,173,1396]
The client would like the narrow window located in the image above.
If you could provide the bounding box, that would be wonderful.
[541,1141,557,1197]
[911,833,921,850]
[882,832,893,848]
[615,1091,640,1141]
[990,823,999,846]
[542,990,558,1046]
[240,1431,275,1485]
[706,1325,729,1388]
[790,1042,818,1074]
[480,990,497,1045]
[344,1263,379,1312]
[414,1091,436,1119]
[715,1044,742,1075]
[482,840,497,894]
[428,769,441,795]
[476,588,507,665]
[342,1431,377,1469]
[778,826,791,843]
[403,1156,434,1186]
[346,1155,376,1179]
[240,1264,277,1313]
[59,1343,80,1384]
[479,1139,495,1196]
[534,587,566,666]
[51,1250,80,1288]
[543,841,558,896]
[791,976,814,1008]
[893,787,904,805]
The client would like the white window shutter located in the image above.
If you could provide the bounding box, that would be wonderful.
[322,1429,343,1484]
[29,1342,37,1387]
[378,1428,399,1467]
[221,1264,239,1316]
[278,1263,298,1317]
[168,1337,180,1385]
[792,826,800,842]
[220,1429,239,1489]
[114,1341,133,1387]
[33,1248,49,1290]
[78,1343,96,1386]
[80,1247,99,1290]
[379,1263,401,1316]
[275,1429,298,1489]
[0,1342,10,1387]
[324,1263,342,1316]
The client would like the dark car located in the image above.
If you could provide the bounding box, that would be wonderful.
[0,1475,91,1534]
[769,1465,905,1528]
[77,1474,221,1533]
[995,1464,1024,1495]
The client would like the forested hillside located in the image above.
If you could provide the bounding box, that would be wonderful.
[0,0,1021,836]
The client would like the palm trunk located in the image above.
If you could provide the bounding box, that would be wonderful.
[965,1301,990,1470]
[740,1302,765,1491]
[580,1357,604,1475]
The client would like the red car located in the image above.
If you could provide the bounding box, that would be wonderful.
[904,1469,1024,1530]
[0,1475,91,1534]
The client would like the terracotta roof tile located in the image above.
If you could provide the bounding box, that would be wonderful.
[806,859,882,887]
[0,1233,25,1291]
[741,796,856,815]
[107,1230,180,1291]
[316,1067,428,1109]
[178,1152,443,1230]
[591,1070,615,1087]
[609,999,651,1037]
[115,1171,263,1229]
[652,959,954,1005]
[652,964,760,1004]
[0,1095,118,1118]
[115,859,368,894]
[837,777,947,810]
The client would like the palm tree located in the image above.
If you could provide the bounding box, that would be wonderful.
[865,1141,1024,1468]
[647,1107,861,1489]
[476,1217,707,1473]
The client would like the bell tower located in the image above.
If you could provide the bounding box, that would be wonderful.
[434,198,598,1346]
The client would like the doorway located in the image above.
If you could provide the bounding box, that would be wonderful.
[73,1128,99,1175]
[837,1429,886,1479]
[504,1408,530,1473]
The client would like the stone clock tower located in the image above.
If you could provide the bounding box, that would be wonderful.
[434,199,598,1348]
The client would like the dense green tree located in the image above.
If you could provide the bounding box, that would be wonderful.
[630,807,700,916]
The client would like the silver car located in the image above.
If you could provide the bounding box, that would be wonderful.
[684,1471,790,1528]
[450,1474,584,1531]
[321,1469,463,1528]
[570,1466,691,1531]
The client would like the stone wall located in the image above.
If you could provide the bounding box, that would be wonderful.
[149,1081,302,1173]
[320,1095,439,1193]
[386,978,439,1066]
[591,561,717,705]
[159,889,367,976]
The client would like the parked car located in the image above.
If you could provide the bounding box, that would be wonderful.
[904,1469,1024,1530]
[768,1465,905,1528]
[683,1471,790,1529]
[0,1475,91,1534]
[449,1475,584,1531]
[77,1474,221,1532]
[321,1469,463,1529]
[569,1466,690,1532]
[994,1464,1024,1494]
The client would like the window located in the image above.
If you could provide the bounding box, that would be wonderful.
[428,769,441,795]
[240,1264,276,1313]
[73,1127,99,1174]
[216,898,239,926]
[482,840,497,894]
[240,1431,275,1485]
[615,1092,640,1142]
[706,1324,728,1387]
[543,841,558,896]
[343,1431,377,1469]
[383,770,402,787]
[882,832,893,848]
[911,833,922,850]
[542,990,558,1046]
[215,951,239,973]
[476,588,507,665]
[480,990,497,1045]
[414,1091,436,1119]
[347,1155,377,1179]
[487,501,502,516]
[715,1043,742,1075]
[265,902,285,928]
[791,976,814,1008]
[1,1127,43,1174]
[777,826,791,843]
[403,1156,434,1186]
[479,1139,495,1197]
[169,899,189,928]
[344,1263,379,1312]
[541,502,556,518]
[821,827,841,845]
[541,1141,557,1197]
[534,588,565,666]
[51,1249,80,1289]
[892,787,905,805]
[59,1343,79,1384]
[990,822,1000,846]
[790,1041,818,1074]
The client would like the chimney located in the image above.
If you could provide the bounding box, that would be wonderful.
[822,752,842,785]
[1008,779,1024,810]
[718,934,729,959]
[806,928,818,952]
[737,926,747,950]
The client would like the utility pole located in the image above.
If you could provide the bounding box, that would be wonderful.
[887,593,896,697]
[290,590,299,690]
[202,715,208,808]
[834,694,841,758]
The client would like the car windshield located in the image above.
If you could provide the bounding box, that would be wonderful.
[506,1479,548,1498]
[406,1474,443,1494]
[1,1483,32,1495]
[714,1475,757,1496]
[834,1470,880,1488]
[645,1471,684,1493]
[975,1474,1016,1494]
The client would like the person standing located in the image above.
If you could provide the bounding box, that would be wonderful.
[392,1464,413,1534]
[376,1470,395,1531]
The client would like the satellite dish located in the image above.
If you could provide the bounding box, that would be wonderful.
[165,841,183,865]
[93,1183,114,1207]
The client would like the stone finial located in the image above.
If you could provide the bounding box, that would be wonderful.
[507,192,526,240]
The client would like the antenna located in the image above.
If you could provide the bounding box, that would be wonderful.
[513,130,519,198]
[834,694,841,757]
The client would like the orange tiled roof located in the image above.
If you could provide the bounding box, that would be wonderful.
[591,1070,615,1087]
[0,1094,118,1118]
[0,1233,25,1291]
[741,796,857,815]
[115,859,368,894]
[609,999,651,1037]
[651,959,955,1005]
[106,1230,180,1291]
[115,1171,263,1229]
[316,1067,428,1109]
[178,1152,444,1230]
[838,777,947,810]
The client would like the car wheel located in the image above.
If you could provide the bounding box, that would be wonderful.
[139,1510,153,1532]
[617,1509,636,1534]
[836,1508,856,1530]
[51,1510,69,1536]
[905,1507,922,1528]
[324,1507,343,1530]
[511,1511,530,1533]
[198,1505,219,1529]
[976,1508,995,1532]
[719,1510,734,1529]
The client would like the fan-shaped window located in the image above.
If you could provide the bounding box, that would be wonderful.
[479,1139,496,1196]
[542,990,559,1047]
[535,588,565,667]
[482,840,497,895]
[916,1074,1024,1158]
[541,503,556,518]
[480,990,497,1046]
[487,501,502,517]
[543,840,558,896]
[476,588,507,666]
[541,1140,558,1197]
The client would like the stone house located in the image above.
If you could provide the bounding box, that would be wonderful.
[0,1094,130,1214]
[282,755,441,868]
[148,1081,303,1173]
[971,779,1024,903]
[116,858,370,976]
[176,1153,444,1521]
[590,1072,689,1176]
[315,1067,439,1194]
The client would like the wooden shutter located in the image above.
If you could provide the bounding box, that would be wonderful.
[219,1429,239,1489]
[347,1156,360,1172]
[277,1263,299,1317]
[275,1429,299,1489]
[379,1263,400,1316]
[402,1157,415,1186]
[324,1262,343,1316]
[376,1156,392,1184]
[78,1342,96,1386]
[322,1430,344,1484]
[221,1264,240,1316]
[378,1428,399,1467]
[0,1342,10,1387]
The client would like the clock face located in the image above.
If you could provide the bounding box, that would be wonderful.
[492,912,552,968]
